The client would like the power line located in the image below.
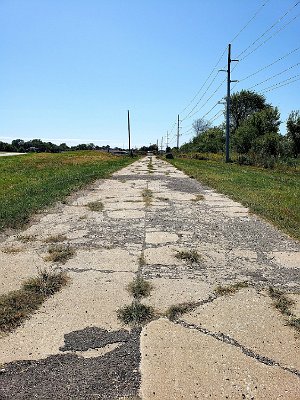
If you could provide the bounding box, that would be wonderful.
[230,0,272,43]
[238,46,300,82]
[237,1,300,60]
[247,62,300,90]
[258,74,300,93]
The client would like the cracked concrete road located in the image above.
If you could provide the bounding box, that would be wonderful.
[0,155,299,399]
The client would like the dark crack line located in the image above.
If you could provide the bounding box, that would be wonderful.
[63,267,133,274]
[174,319,300,378]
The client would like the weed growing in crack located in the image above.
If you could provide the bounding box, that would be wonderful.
[268,287,300,332]
[166,302,198,321]
[191,194,205,202]
[289,317,300,331]
[175,249,200,264]
[127,277,153,299]
[147,158,154,174]
[44,234,67,243]
[0,270,68,332]
[268,287,294,316]
[46,244,75,264]
[215,281,249,296]
[86,201,104,212]
[18,234,38,243]
[141,189,153,207]
[117,301,154,326]
[1,246,23,254]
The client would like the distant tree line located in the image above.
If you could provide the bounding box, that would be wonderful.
[180,90,300,167]
[0,139,114,153]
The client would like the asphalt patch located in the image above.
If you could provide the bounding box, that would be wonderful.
[0,328,141,400]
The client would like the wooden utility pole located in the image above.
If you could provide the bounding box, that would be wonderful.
[177,114,180,149]
[225,44,238,163]
[127,110,131,153]
[166,131,169,149]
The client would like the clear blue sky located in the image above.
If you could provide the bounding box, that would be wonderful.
[0,0,299,148]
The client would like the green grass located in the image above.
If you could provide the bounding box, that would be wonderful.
[127,276,153,299]
[46,244,75,264]
[86,200,104,211]
[175,249,200,264]
[0,270,68,332]
[169,158,300,240]
[166,302,198,321]
[117,301,155,326]
[0,151,135,231]
[215,281,249,296]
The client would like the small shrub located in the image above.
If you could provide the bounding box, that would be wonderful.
[117,301,154,326]
[166,302,197,321]
[289,317,300,331]
[127,277,153,299]
[86,201,104,211]
[166,153,174,159]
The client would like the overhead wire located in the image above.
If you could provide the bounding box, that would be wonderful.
[236,1,300,59]
[258,73,300,93]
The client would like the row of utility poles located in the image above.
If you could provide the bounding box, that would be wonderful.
[127,44,237,158]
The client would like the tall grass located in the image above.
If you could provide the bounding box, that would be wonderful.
[0,151,135,230]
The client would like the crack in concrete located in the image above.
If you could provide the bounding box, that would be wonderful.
[63,267,133,274]
[174,319,300,378]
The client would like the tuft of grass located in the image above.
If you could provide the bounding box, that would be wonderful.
[268,287,300,332]
[141,189,153,207]
[268,287,294,316]
[117,301,154,326]
[46,244,75,264]
[175,249,200,264]
[86,200,104,212]
[127,277,153,299]
[139,253,146,267]
[18,234,37,243]
[1,246,23,254]
[0,270,68,332]
[191,194,205,202]
[168,157,300,240]
[166,302,198,321]
[44,234,67,243]
[215,281,249,296]
[147,158,154,174]
[289,317,300,331]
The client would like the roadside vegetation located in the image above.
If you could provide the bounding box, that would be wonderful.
[169,157,300,240]
[0,269,68,332]
[0,151,135,231]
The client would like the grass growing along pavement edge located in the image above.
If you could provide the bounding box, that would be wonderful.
[168,158,300,240]
[0,151,136,231]
[0,270,68,332]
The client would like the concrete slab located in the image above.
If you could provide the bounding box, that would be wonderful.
[184,288,300,370]
[0,271,134,363]
[140,318,300,400]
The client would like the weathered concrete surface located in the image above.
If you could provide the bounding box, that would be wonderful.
[0,155,299,398]
[141,319,300,400]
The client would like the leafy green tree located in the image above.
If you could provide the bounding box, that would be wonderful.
[286,110,300,156]
[230,90,269,133]
[234,107,281,154]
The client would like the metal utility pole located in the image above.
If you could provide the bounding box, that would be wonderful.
[161,136,163,152]
[177,114,180,149]
[225,44,238,163]
[166,131,169,150]
[127,110,131,153]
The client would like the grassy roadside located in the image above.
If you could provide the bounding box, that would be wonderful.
[0,151,135,230]
[168,158,300,241]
